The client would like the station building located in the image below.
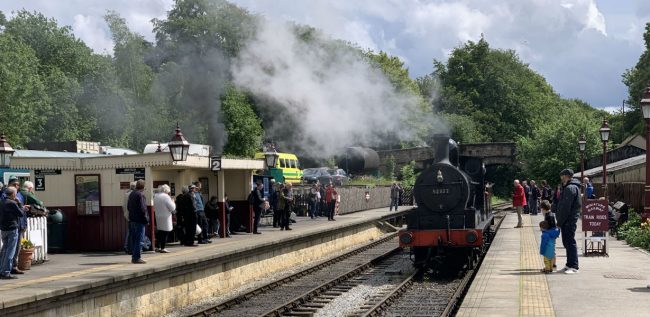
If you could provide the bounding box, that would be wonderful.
[10,147,264,251]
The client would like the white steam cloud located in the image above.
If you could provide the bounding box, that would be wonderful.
[232,19,435,157]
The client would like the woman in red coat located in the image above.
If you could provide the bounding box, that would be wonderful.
[512,180,526,228]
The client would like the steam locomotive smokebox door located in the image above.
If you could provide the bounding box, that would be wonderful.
[415,164,469,214]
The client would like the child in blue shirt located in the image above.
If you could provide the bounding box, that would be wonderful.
[540,200,557,270]
[540,219,560,273]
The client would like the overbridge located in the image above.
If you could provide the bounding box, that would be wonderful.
[377,142,517,171]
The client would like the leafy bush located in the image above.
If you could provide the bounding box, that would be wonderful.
[400,161,418,187]
[616,212,650,251]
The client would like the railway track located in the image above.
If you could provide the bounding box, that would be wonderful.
[349,206,509,317]
[190,204,509,317]
[190,233,402,317]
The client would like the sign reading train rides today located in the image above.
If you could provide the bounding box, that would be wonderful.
[582,199,609,232]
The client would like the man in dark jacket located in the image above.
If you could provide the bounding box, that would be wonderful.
[176,186,197,246]
[251,182,265,234]
[0,187,25,279]
[1,177,28,275]
[128,180,149,264]
[530,180,540,215]
[556,169,581,274]
[270,181,281,227]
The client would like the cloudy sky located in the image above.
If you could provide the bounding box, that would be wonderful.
[2,0,649,111]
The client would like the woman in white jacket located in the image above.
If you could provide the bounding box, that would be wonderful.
[153,184,176,253]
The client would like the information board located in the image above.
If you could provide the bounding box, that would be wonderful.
[116,168,145,181]
[582,199,609,232]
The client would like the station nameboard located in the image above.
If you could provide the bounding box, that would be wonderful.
[115,168,145,180]
[582,199,609,232]
[34,169,61,176]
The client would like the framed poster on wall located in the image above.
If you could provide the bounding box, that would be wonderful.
[75,174,101,216]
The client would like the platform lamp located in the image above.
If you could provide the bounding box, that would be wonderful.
[599,118,611,200]
[639,86,650,219]
[0,134,15,168]
[168,123,190,162]
[263,150,279,171]
[579,134,586,198]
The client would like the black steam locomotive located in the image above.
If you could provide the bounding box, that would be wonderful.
[398,134,494,272]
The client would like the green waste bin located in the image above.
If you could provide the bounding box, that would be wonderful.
[47,209,67,253]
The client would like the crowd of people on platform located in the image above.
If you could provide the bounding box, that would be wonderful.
[512,169,597,275]
[0,177,44,279]
[248,180,341,235]
[124,179,233,264]
[124,178,345,264]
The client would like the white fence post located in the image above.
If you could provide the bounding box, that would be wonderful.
[25,216,49,263]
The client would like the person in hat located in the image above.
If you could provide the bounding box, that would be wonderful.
[556,168,582,274]
[0,187,26,279]
[1,176,28,275]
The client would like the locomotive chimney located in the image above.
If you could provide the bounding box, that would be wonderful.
[433,134,450,164]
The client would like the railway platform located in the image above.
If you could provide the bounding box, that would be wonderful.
[458,212,650,317]
[0,207,407,317]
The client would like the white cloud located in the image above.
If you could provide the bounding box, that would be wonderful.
[72,14,113,54]
[0,0,643,109]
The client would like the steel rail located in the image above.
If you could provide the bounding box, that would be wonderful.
[189,233,399,317]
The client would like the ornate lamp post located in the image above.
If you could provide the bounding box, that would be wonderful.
[263,150,279,171]
[639,86,650,219]
[599,118,611,200]
[579,133,586,183]
[0,134,15,168]
[168,124,190,162]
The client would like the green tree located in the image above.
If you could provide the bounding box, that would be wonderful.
[622,22,650,137]
[0,33,47,146]
[432,37,555,142]
[4,10,96,142]
[221,86,263,157]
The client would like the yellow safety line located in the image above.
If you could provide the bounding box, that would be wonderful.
[519,216,555,317]
[0,240,239,292]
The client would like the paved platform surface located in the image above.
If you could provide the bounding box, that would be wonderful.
[458,212,650,317]
[0,206,404,311]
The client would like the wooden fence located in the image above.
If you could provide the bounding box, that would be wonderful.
[593,182,644,212]
[0,216,48,264]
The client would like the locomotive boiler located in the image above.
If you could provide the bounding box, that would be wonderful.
[398,134,494,272]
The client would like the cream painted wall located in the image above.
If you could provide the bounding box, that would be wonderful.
[32,167,254,208]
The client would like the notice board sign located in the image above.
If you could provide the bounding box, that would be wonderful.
[582,199,609,232]
[34,169,61,176]
[116,168,145,181]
